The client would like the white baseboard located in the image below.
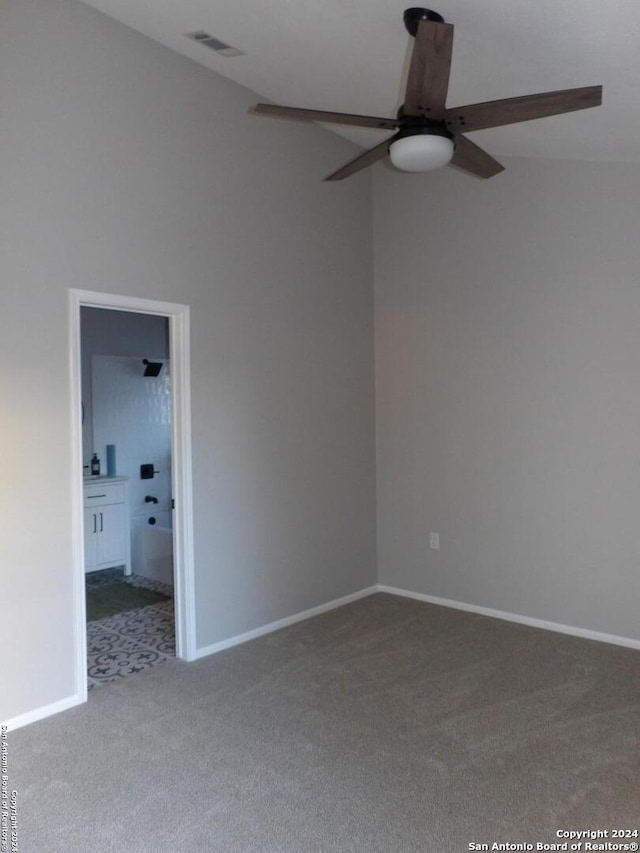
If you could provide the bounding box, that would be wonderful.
[13,583,637,731]
[377,584,640,651]
[195,586,378,659]
[4,692,84,732]
[6,588,378,730]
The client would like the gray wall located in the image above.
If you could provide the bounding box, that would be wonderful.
[374,158,640,641]
[1,0,376,722]
[81,307,169,466]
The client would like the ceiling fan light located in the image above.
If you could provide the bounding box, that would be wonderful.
[389,133,454,172]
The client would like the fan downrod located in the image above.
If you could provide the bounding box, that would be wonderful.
[403,8,444,36]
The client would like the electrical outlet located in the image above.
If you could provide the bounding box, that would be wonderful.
[429,532,440,550]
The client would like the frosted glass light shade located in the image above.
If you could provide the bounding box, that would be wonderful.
[389,134,454,172]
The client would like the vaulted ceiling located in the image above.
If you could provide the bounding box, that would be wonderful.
[80,0,640,163]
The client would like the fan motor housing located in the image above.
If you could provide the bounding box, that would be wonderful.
[392,124,453,142]
[395,110,452,139]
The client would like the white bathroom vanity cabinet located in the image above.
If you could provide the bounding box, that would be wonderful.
[83,477,131,575]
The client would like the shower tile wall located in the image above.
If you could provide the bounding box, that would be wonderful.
[91,355,172,563]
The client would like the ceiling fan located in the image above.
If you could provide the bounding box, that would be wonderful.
[251,7,602,181]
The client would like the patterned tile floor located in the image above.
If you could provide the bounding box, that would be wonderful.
[86,569,175,688]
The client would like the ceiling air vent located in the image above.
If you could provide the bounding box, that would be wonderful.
[185,31,244,57]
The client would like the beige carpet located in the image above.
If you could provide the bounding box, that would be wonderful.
[9,593,640,852]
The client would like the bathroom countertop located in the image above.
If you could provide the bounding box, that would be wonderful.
[83,475,129,483]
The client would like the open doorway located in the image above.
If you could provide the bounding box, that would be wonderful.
[69,290,196,705]
[82,308,175,686]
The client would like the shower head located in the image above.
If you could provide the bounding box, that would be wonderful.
[142,359,163,377]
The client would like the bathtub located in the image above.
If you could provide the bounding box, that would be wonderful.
[131,512,174,586]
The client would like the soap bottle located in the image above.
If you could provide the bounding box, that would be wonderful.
[91,453,100,476]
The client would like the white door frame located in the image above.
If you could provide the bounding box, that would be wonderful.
[69,289,196,704]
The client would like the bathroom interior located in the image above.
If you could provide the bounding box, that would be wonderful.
[81,307,176,687]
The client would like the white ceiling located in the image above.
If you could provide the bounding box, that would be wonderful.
[80,0,640,163]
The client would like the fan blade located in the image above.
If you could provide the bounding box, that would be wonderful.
[445,85,602,133]
[404,21,454,119]
[251,103,398,131]
[324,139,391,181]
[449,135,504,179]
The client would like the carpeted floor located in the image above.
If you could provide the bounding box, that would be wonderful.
[8,593,640,852]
